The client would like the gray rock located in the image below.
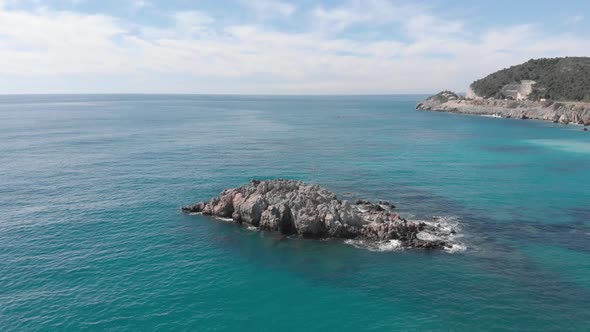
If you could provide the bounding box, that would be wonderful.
[239,194,267,226]
[212,192,234,217]
[182,201,205,213]
[259,205,281,231]
[183,179,455,249]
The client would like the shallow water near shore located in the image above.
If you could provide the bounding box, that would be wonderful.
[1,95,589,331]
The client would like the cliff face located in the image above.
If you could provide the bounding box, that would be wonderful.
[416,92,590,126]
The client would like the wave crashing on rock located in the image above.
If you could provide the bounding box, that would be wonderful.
[182,179,460,250]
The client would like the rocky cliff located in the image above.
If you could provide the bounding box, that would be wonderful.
[416,91,590,126]
[182,179,458,250]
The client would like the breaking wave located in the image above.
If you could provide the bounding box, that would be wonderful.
[344,215,466,253]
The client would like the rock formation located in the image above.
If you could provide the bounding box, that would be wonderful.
[183,179,456,250]
[416,92,590,126]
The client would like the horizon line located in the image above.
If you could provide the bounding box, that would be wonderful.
[0,92,453,97]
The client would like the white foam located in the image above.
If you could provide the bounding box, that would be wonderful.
[344,239,403,252]
[445,243,467,253]
[418,215,462,233]
[246,226,258,231]
[343,239,363,248]
[416,232,442,242]
[413,215,466,253]
[343,215,467,253]
[376,239,402,251]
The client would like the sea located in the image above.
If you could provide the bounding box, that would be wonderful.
[1,94,589,331]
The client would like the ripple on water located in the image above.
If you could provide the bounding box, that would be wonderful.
[2,95,590,331]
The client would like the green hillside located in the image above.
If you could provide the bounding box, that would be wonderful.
[470,57,590,101]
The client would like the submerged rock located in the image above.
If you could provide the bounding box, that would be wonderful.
[182,179,456,250]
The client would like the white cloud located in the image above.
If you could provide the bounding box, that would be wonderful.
[131,0,149,9]
[403,14,465,40]
[0,8,127,76]
[239,0,295,18]
[571,14,584,23]
[0,3,589,94]
[311,0,419,32]
[172,11,216,37]
[139,11,216,40]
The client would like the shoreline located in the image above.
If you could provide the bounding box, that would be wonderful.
[416,92,590,127]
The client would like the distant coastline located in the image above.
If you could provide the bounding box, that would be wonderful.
[416,91,590,127]
[416,57,590,128]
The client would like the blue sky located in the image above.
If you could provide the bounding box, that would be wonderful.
[0,0,589,94]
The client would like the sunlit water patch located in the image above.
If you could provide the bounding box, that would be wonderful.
[526,138,590,154]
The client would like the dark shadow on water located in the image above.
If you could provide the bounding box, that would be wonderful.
[479,163,531,169]
[176,184,590,329]
[548,159,590,173]
[568,207,590,225]
[190,212,590,330]
[481,145,542,154]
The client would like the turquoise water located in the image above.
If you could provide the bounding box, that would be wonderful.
[1,95,589,331]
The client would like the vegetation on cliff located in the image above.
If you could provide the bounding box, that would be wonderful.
[470,57,590,101]
[429,90,460,103]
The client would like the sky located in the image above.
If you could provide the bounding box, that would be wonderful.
[0,0,589,94]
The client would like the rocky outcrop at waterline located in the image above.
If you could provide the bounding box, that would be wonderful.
[182,179,458,250]
[416,91,590,126]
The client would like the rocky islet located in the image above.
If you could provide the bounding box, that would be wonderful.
[183,179,458,250]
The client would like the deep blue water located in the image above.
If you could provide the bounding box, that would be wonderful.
[1,95,589,331]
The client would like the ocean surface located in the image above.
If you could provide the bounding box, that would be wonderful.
[1,95,589,331]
